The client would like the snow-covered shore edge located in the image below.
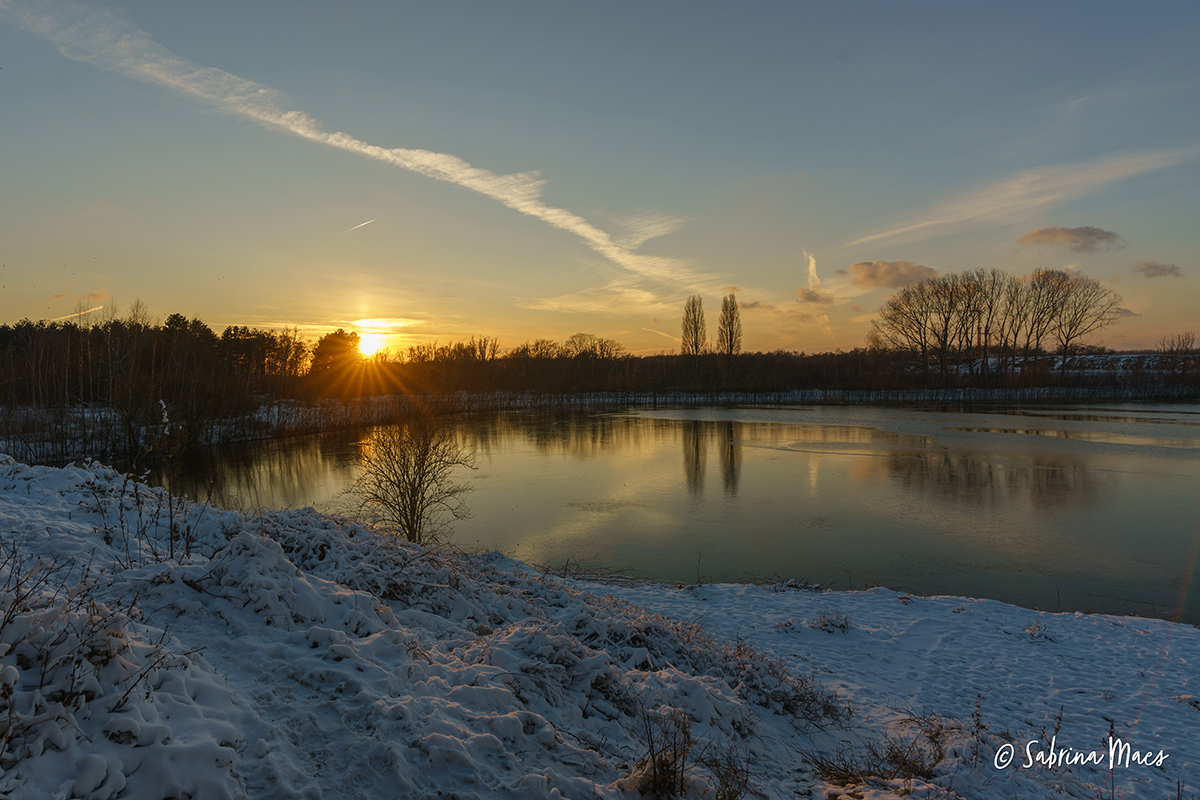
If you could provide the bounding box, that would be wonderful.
[0,455,1194,799]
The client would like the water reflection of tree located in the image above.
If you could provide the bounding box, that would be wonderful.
[682,420,706,495]
[455,412,653,458]
[462,412,746,499]
[678,420,744,497]
[165,433,347,511]
[885,451,1094,508]
[719,421,742,497]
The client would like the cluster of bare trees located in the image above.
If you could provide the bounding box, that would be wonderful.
[389,333,631,394]
[1158,332,1197,380]
[867,268,1123,386]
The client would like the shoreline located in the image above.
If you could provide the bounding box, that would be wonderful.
[1,454,1194,798]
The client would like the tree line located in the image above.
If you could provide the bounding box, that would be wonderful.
[0,309,308,445]
[2,279,1195,458]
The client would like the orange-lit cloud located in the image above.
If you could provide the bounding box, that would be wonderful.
[795,288,834,306]
[1017,225,1125,253]
[842,260,938,288]
[1131,259,1182,278]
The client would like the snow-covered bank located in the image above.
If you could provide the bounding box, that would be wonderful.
[0,456,1194,799]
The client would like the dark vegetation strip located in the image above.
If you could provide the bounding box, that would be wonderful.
[1,304,1197,465]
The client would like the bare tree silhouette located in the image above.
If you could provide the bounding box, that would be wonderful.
[681,295,706,357]
[348,417,477,545]
[717,294,742,358]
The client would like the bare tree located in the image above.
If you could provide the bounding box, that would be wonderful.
[1024,269,1070,369]
[926,273,963,385]
[967,268,1011,386]
[1048,272,1122,376]
[348,417,477,545]
[717,294,742,358]
[681,295,706,356]
[869,279,933,381]
[1158,331,1197,379]
[563,332,624,359]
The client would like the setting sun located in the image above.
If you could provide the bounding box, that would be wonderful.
[358,333,386,357]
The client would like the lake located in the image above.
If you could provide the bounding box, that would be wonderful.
[160,403,1200,624]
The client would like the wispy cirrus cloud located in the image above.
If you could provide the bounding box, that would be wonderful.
[612,211,688,251]
[845,149,1195,248]
[1132,259,1182,278]
[525,279,676,316]
[2,0,698,288]
[1017,225,1124,252]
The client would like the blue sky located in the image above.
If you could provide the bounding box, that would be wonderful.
[2,0,1197,353]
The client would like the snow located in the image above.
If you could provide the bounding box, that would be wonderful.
[0,454,1194,799]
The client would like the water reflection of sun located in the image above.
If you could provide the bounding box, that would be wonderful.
[358,333,386,357]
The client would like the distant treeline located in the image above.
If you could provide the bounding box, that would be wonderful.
[1,312,307,444]
[1,296,1196,459]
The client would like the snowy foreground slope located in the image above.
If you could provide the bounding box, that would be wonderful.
[0,456,1194,799]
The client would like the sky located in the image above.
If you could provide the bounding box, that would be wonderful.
[1,0,1197,354]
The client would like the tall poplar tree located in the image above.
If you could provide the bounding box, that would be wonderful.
[681,295,707,356]
[717,294,742,357]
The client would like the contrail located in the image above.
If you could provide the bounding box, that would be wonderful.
[1,0,701,288]
[347,219,375,232]
[47,305,103,321]
[643,327,681,342]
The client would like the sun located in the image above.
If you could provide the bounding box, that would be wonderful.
[358,333,386,358]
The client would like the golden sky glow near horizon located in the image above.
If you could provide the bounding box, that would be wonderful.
[356,333,386,358]
[1,1,1197,354]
